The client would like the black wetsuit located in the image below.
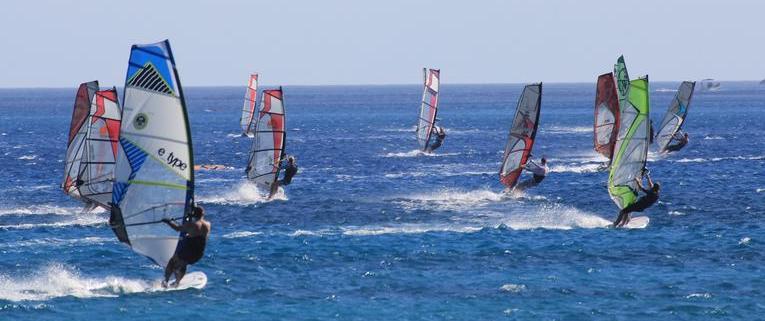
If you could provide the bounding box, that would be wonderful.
[428,134,445,152]
[175,235,207,264]
[621,188,659,214]
[665,139,688,152]
[279,164,298,185]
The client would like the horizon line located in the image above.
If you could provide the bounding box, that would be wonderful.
[0,79,759,90]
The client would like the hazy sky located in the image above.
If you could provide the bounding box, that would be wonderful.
[1,0,762,87]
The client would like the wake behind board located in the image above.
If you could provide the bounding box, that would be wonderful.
[156,272,207,291]
[623,216,649,229]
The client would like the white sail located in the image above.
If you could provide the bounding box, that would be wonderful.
[246,88,286,191]
[655,81,695,152]
[110,40,194,268]
[240,73,259,134]
[415,68,440,151]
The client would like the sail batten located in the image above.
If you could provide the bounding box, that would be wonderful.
[110,40,194,268]
[246,88,286,191]
[415,68,440,151]
[655,81,696,152]
[499,83,542,188]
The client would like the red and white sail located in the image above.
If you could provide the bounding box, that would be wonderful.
[415,68,440,151]
[246,88,286,191]
[594,72,620,161]
[240,73,259,135]
[499,83,542,188]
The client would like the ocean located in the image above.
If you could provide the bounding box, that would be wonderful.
[0,82,763,320]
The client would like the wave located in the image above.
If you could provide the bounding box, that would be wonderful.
[226,133,250,138]
[197,181,287,205]
[289,229,328,237]
[674,155,765,163]
[394,188,506,211]
[497,203,611,230]
[222,231,262,239]
[0,263,156,302]
[0,214,105,230]
[17,155,37,160]
[383,170,494,179]
[383,150,460,158]
[549,163,603,174]
[0,237,113,250]
[499,283,527,293]
[341,223,484,236]
[380,126,416,133]
[739,237,751,245]
[0,205,103,217]
[757,189,764,193]
[703,135,724,140]
[655,88,678,92]
[542,126,591,134]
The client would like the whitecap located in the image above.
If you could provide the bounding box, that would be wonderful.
[383,150,460,158]
[222,231,262,239]
[197,181,287,205]
[342,223,483,236]
[17,155,37,160]
[542,126,591,134]
[0,264,153,302]
[686,292,712,299]
[739,237,751,245]
[499,283,527,293]
[549,163,603,174]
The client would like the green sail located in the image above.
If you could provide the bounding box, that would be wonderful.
[608,76,650,209]
[614,55,630,103]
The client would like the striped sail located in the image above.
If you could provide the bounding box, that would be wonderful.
[594,73,620,161]
[246,88,286,191]
[110,40,194,268]
[655,81,696,152]
[499,83,542,188]
[608,76,650,209]
[240,73,259,134]
[416,68,440,151]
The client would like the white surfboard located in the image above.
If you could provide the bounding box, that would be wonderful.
[623,216,649,229]
[155,272,208,292]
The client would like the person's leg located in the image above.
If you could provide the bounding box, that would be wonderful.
[614,209,629,227]
[269,182,280,198]
[172,261,187,287]
[163,256,177,286]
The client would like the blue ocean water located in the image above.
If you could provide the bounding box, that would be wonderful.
[0,82,763,320]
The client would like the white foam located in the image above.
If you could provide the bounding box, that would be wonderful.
[549,163,602,173]
[655,88,678,92]
[0,237,113,249]
[381,126,417,133]
[668,210,686,216]
[499,283,527,293]
[0,264,153,302]
[0,214,105,230]
[18,155,37,160]
[227,133,251,138]
[686,293,712,299]
[289,229,327,237]
[674,155,765,163]
[703,135,724,140]
[757,189,764,193]
[498,203,611,230]
[739,237,751,245]
[395,188,505,211]
[542,126,591,134]
[197,181,286,205]
[342,223,483,236]
[222,231,262,239]
[0,205,92,217]
[383,150,460,158]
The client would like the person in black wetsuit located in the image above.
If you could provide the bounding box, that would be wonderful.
[613,172,660,227]
[269,156,298,198]
[161,205,211,287]
[665,132,689,153]
[426,126,446,153]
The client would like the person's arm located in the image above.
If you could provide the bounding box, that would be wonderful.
[162,218,181,232]
[645,173,654,189]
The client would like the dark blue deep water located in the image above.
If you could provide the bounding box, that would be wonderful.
[0,82,763,320]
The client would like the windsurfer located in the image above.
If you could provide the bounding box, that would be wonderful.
[514,157,548,191]
[614,172,659,227]
[664,132,689,153]
[161,205,211,287]
[426,126,446,152]
[269,156,298,198]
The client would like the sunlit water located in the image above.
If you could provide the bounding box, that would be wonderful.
[0,83,763,320]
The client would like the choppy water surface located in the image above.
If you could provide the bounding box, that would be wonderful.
[0,83,763,320]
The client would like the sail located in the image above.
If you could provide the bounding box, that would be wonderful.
[614,55,630,104]
[246,88,286,190]
[608,76,650,209]
[415,68,440,151]
[110,40,194,268]
[655,81,696,152]
[499,83,542,188]
[594,73,620,160]
[240,73,259,134]
[63,81,99,201]
[77,88,122,209]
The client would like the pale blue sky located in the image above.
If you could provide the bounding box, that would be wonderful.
[1,0,762,87]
